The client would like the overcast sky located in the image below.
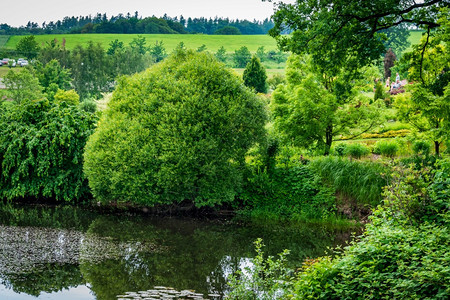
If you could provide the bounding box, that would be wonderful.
[1,0,295,27]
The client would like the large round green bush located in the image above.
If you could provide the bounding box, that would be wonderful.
[84,50,267,207]
[0,99,97,202]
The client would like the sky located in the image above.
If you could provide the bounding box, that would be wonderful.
[1,0,295,27]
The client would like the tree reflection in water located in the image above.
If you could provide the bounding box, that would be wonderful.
[0,203,358,299]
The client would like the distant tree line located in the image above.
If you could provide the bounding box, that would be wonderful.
[0,12,275,35]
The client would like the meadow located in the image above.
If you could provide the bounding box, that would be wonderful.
[5,33,279,53]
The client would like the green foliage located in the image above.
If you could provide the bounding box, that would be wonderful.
[373,80,385,101]
[53,89,80,106]
[214,26,241,35]
[15,35,40,59]
[309,157,389,206]
[271,55,384,155]
[270,0,443,74]
[243,55,267,93]
[70,41,112,99]
[395,13,450,155]
[231,163,449,299]
[267,73,285,91]
[84,50,267,207]
[233,46,251,68]
[129,35,148,55]
[0,99,97,202]
[344,143,370,159]
[2,68,43,104]
[238,165,336,221]
[214,46,227,62]
[149,40,167,62]
[412,140,432,156]
[373,140,399,158]
[227,238,293,300]
[33,59,72,94]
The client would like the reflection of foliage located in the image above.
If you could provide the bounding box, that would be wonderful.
[1,264,84,297]
[0,203,355,298]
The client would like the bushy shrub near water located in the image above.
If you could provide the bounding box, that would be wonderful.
[238,165,336,221]
[373,140,399,157]
[0,99,97,202]
[84,50,267,207]
[309,156,389,206]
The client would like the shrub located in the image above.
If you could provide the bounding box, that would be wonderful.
[0,99,97,202]
[243,56,267,93]
[412,140,431,156]
[373,140,399,157]
[333,143,347,156]
[84,50,267,207]
[344,143,370,159]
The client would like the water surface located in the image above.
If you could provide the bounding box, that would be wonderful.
[0,204,358,299]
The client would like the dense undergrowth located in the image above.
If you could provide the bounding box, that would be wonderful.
[227,158,450,299]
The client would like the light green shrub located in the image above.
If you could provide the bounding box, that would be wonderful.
[84,50,267,207]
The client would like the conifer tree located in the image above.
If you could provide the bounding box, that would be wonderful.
[243,55,267,93]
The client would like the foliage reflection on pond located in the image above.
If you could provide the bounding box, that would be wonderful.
[0,203,358,299]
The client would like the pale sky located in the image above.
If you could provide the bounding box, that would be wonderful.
[1,0,295,27]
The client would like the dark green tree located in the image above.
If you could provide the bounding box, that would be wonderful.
[70,42,111,99]
[215,46,227,63]
[243,55,268,93]
[214,26,241,35]
[84,50,267,207]
[233,46,251,68]
[149,40,167,62]
[15,35,40,59]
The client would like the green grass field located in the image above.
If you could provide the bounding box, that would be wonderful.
[0,36,9,48]
[404,30,424,53]
[5,34,279,53]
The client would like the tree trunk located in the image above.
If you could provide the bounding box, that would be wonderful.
[324,124,333,156]
[435,141,440,156]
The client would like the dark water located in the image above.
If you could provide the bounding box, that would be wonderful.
[0,203,358,299]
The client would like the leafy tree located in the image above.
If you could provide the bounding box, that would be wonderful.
[149,40,167,62]
[84,50,267,207]
[2,69,43,104]
[129,35,148,55]
[215,46,227,63]
[15,35,40,59]
[233,46,251,68]
[34,59,72,94]
[70,42,111,99]
[243,55,267,93]
[270,0,447,73]
[395,11,450,155]
[106,39,124,55]
[256,46,266,62]
[37,39,71,68]
[0,99,97,202]
[271,55,383,155]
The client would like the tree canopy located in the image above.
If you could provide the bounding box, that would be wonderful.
[269,0,449,71]
[84,50,267,207]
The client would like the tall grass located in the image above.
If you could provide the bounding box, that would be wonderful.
[309,156,389,206]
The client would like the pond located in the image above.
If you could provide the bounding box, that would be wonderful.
[0,203,359,299]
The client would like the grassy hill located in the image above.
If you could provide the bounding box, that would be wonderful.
[5,34,279,53]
